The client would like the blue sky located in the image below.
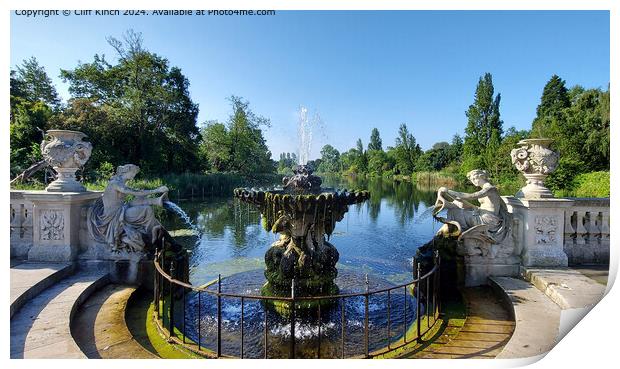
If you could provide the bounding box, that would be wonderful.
[10,11,609,159]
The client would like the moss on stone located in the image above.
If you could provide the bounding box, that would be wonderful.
[125,289,203,359]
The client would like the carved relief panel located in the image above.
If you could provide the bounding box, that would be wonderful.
[535,216,558,245]
[40,209,65,241]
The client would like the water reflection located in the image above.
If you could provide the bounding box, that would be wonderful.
[161,177,455,286]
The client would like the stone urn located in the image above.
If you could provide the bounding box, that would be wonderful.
[510,138,559,199]
[41,130,92,192]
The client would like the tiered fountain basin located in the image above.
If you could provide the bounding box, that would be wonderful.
[233,165,370,299]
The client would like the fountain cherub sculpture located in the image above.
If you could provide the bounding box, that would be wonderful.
[433,169,515,258]
[88,164,169,253]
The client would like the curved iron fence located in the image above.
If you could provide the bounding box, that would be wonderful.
[153,249,441,359]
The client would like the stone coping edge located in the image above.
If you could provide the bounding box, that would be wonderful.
[10,263,76,319]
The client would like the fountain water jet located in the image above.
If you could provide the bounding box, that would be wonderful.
[297,106,325,165]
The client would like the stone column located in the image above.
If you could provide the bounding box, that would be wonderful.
[23,191,102,262]
[504,197,573,267]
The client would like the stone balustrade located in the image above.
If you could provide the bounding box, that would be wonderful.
[563,198,610,265]
[9,190,610,269]
[10,191,34,259]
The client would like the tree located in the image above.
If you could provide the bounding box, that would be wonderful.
[12,57,61,110]
[340,148,359,174]
[415,142,451,172]
[198,96,274,174]
[57,30,201,175]
[447,134,463,163]
[10,58,60,178]
[368,128,383,151]
[355,138,368,173]
[531,75,570,138]
[318,144,340,173]
[10,100,52,177]
[277,152,297,173]
[367,149,392,175]
[392,123,422,174]
[462,73,503,173]
[532,84,610,192]
[199,121,231,172]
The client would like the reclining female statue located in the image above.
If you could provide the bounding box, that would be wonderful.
[434,169,512,257]
[88,164,169,253]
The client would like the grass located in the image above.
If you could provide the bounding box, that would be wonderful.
[413,171,460,187]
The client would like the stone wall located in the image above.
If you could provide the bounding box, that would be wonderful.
[10,192,34,259]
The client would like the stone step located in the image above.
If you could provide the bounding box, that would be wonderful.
[71,284,157,359]
[10,270,109,358]
[10,261,75,318]
[489,276,562,359]
[521,267,605,310]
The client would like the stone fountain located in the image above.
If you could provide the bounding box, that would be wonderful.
[234,165,369,297]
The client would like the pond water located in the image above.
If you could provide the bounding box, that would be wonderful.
[161,177,451,358]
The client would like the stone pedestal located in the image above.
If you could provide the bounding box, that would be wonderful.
[22,191,102,262]
[462,254,521,287]
[504,197,573,267]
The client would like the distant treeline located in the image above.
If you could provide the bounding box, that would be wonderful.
[10,30,609,198]
[307,74,609,197]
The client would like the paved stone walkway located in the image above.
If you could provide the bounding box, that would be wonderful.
[415,287,514,359]
[10,261,74,318]
[571,266,609,285]
[523,267,606,310]
[10,270,108,358]
[72,284,157,359]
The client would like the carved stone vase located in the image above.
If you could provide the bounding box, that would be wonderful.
[510,138,559,199]
[41,130,92,192]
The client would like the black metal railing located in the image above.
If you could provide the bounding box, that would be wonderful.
[153,249,441,359]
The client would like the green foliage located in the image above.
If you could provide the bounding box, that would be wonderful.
[354,138,368,172]
[317,144,340,173]
[96,161,115,180]
[57,30,201,176]
[531,74,570,138]
[463,73,503,162]
[392,123,422,174]
[199,121,231,172]
[415,141,451,172]
[567,171,609,198]
[199,96,275,175]
[368,127,383,151]
[10,99,52,177]
[545,157,587,194]
[277,152,297,174]
[10,58,60,178]
[12,57,61,110]
[529,77,609,193]
[367,149,392,176]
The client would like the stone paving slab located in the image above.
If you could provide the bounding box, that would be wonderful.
[572,266,609,285]
[72,284,157,359]
[10,270,109,358]
[10,262,75,318]
[522,267,606,310]
[490,276,561,359]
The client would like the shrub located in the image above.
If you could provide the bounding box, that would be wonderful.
[568,171,609,198]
